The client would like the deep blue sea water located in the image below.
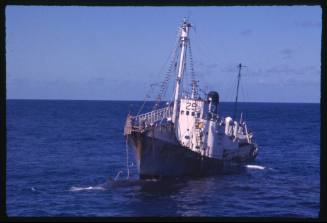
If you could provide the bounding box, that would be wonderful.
[6,100,320,217]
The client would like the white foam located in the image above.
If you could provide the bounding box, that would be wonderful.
[69,186,105,192]
[245,164,266,170]
[268,167,277,171]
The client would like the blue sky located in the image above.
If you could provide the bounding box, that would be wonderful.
[6,6,321,102]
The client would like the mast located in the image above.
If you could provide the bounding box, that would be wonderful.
[233,63,246,120]
[172,18,191,123]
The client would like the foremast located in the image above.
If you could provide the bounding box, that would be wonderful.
[172,18,191,124]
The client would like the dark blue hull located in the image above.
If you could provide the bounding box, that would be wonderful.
[127,121,258,179]
[128,131,225,179]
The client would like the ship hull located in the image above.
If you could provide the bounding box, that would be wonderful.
[128,133,223,179]
[127,126,257,179]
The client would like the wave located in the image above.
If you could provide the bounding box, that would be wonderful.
[69,186,105,192]
[30,187,38,192]
[245,164,266,170]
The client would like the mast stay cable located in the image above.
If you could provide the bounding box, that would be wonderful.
[153,29,181,110]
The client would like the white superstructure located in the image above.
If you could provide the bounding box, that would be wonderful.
[125,18,258,165]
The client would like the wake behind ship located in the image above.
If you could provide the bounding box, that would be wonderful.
[124,18,259,179]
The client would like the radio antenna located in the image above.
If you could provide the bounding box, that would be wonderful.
[233,63,247,120]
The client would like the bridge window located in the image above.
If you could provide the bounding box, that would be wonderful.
[197,113,200,118]
[191,112,195,116]
[186,111,189,116]
[181,110,184,115]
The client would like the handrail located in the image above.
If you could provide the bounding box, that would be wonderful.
[131,106,173,127]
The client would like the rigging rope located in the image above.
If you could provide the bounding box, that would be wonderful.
[136,27,181,115]
[187,40,199,98]
[153,31,180,110]
[136,82,159,116]
[125,136,130,179]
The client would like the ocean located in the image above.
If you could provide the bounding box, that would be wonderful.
[6,100,320,217]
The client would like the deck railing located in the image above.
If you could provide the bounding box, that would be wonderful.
[131,106,173,128]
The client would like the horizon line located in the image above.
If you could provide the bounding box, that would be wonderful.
[5,98,320,104]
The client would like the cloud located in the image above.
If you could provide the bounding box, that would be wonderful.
[280,49,294,60]
[87,77,108,85]
[220,64,239,73]
[240,29,253,36]
[193,62,221,77]
[214,64,320,89]
[294,20,321,28]
[207,63,219,69]
[266,66,295,75]
[246,64,320,88]
[265,65,319,76]
[6,77,30,85]
[216,63,319,81]
[194,61,204,67]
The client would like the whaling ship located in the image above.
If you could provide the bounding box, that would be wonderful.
[124,18,259,179]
